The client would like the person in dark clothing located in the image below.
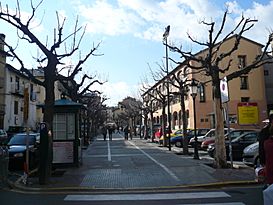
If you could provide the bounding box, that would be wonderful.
[124,125,129,140]
[264,125,273,185]
[259,114,273,166]
[108,127,113,141]
[101,126,107,141]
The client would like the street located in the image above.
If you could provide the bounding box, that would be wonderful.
[1,132,263,204]
[0,186,264,204]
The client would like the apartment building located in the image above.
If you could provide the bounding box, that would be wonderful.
[0,33,66,131]
[143,35,273,131]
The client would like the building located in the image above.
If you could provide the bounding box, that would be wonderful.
[142,35,273,131]
[0,33,66,131]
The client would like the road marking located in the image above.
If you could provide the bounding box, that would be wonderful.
[64,191,230,201]
[107,140,111,161]
[179,203,244,205]
[128,141,180,182]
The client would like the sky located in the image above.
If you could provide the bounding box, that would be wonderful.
[1,0,273,106]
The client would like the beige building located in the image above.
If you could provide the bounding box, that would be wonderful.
[143,35,272,131]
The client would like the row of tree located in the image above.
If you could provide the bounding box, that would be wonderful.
[141,10,273,168]
[0,0,108,183]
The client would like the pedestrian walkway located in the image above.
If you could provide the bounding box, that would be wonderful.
[64,191,242,204]
[7,132,258,192]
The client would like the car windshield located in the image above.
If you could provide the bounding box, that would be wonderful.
[231,132,257,143]
[8,134,36,145]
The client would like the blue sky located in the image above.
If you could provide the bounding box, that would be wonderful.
[1,0,273,106]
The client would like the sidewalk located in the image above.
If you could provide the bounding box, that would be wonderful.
[6,133,258,193]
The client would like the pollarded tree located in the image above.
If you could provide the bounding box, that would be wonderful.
[0,0,102,182]
[168,10,273,168]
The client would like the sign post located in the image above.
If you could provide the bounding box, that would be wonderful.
[39,122,49,185]
[220,77,233,168]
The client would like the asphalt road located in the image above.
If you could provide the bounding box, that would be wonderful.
[0,185,264,205]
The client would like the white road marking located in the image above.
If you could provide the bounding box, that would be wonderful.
[128,141,180,182]
[107,140,111,161]
[180,203,244,205]
[64,191,230,201]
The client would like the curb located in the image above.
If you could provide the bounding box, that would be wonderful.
[9,176,259,194]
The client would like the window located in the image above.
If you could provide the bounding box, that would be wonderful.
[199,84,206,102]
[14,101,18,115]
[264,70,269,76]
[240,76,248,90]
[15,76,19,91]
[238,55,246,69]
[241,97,250,102]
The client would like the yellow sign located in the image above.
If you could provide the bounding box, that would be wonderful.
[237,103,258,125]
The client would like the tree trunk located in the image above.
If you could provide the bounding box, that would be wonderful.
[40,65,56,182]
[180,91,189,154]
[212,74,227,168]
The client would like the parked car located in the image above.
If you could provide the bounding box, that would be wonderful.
[6,126,26,142]
[0,129,8,145]
[8,133,40,170]
[207,131,259,160]
[189,128,231,148]
[154,127,172,143]
[171,128,210,147]
[242,141,260,167]
[159,129,184,145]
[201,129,257,150]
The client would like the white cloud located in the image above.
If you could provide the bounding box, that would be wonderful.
[74,0,273,45]
[94,81,132,106]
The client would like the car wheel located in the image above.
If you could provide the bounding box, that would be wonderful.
[175,141,182,148]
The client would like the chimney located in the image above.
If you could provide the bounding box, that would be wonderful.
[0,33,5,51]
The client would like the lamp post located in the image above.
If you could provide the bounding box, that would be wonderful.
[163,25,171,151]
[189,78,199,160]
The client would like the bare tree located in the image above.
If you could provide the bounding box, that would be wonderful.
[168,67,191,154]
[168,10,273,168]
[0,0,103,181]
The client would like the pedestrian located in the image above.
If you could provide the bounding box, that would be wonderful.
[124,125,129,140]
[263,123,273,205]
[264,125,273,185]
[259,114,273,167]
[108,127,113,141]
[129,127,133,140]
[101,126,107,141]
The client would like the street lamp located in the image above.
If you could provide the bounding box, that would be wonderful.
[163,25,172,151]
[189,78,199,160]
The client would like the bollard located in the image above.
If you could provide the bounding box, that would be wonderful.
[0,146,9,188]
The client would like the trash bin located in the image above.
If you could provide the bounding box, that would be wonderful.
[0,146,9,187]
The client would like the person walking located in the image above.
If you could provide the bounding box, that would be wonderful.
[259,114,273,167]
[108,127,113,141]
[124,125,129,140]
[263,122,273,205]
[101,126,107,141]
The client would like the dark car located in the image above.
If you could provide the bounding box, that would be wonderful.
[207,131,259,161]
[6,126,26,142]
[201,129,257,150]
[8,133,40,170]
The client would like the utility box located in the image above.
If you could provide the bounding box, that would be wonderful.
[52,97,83,167]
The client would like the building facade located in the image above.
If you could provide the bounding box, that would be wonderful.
[143,35,273,131]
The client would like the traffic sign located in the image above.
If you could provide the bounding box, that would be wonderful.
[220,77,229,103]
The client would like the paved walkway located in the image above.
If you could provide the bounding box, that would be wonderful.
[7,132,258,192]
